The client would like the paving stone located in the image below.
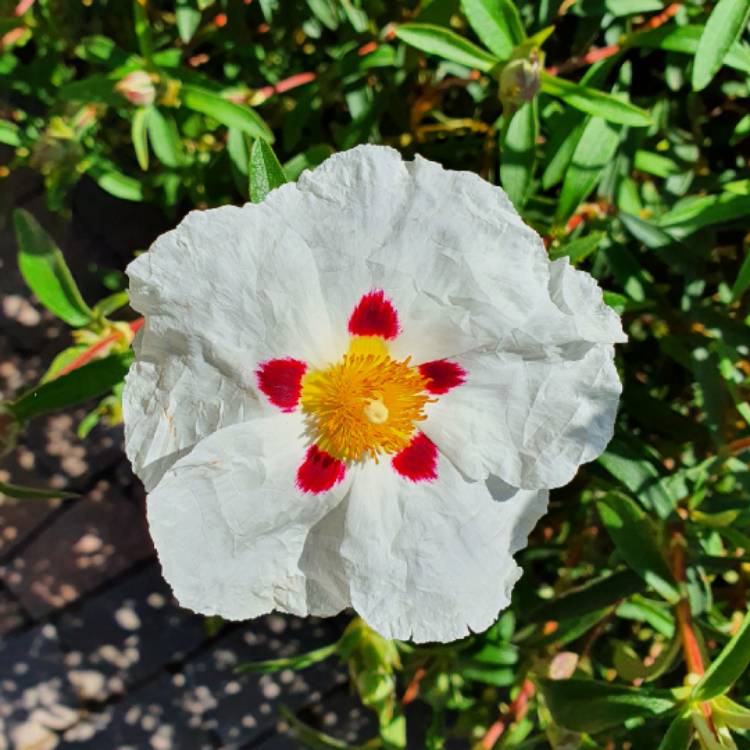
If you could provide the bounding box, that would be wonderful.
[0,483,153,617]
[0,587,26,636]
[179,615,348,749]
[0,623,81,749]
[58,671,216,750]
[57,562,206,702]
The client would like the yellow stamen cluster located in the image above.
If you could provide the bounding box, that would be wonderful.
[300,336,431,462]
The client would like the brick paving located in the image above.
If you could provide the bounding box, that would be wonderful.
[0,173,369,750]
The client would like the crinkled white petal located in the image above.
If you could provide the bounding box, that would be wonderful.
[338,455,548,643]
[424,343,621,490]
[124,200,341,489]
[146,414,351,621]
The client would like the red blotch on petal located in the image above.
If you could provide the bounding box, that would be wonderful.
[348,290,400,340]
[297,445,346,494]
[256,358,307,412]
[418,359,466,394]
[392,432,438,483]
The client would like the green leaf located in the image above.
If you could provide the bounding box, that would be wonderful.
[131,107,149,171]
[395,23,500,72]
[731,248,750,301]
[500,99,537,209]
[556,116,620,222]
[283,144,334,180]
[9,353,132,423]
[693,609,750,701]
[658,193,750,237]
[542,112,586,189]
[692,0,750,91]
[249,139,288,204]
[549,231,605,264]
[619,212,678,249]
[180,84,274,142]
[598,438,674,517]
[235,642,336,674]
[146,107,185,168]
[713,696,750,729]
[0,481,79,501]
[460,0,525,60]
[537,677,676,733]
[176,0,201,43]
[597,493,681,604]
[13,209,93,327]
[529,569,644,622]
[132,0,154,62]
[631,25,750,76]
[657,712,694,750]
[606,0,664,15]
[41,345,88,383]
[0,120,22,147]
[88,162,145,202]
[540,71,652,127]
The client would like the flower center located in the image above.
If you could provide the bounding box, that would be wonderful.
[300,336,431,462]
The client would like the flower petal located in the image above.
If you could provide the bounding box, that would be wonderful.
[423,344,621,490]
[417,359,467,395]
[391,432,438,482]
[124,202,338,489]
[147,414,350,620]
[256,357,307,412]
[296,445,347,494]
[348,289,400,339]
[339,455,548,643]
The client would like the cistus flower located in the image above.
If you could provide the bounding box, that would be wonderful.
[123,145,625,643]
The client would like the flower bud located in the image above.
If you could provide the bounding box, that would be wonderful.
[499,54,540,110]
[115,71,157,107]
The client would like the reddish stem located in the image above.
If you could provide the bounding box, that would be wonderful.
[546,3,682,76]
[55,318,143,379]
[480,679,535,749]
[402,666,427,706]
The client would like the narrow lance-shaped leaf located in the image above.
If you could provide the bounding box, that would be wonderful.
[9,353,132,423]
[597,493,681,604]
[460,0,525,60]
[632,24,750,76]
[0,481,79,501]
[540,70,652,127]
[500,98,537,209]
[692,0,750,91]
[537,677,676,734]
[180,84,274,142]
[147,107,185,168]
[528,568,644,622]
[395,23,500,72]
[13,209,94,327]
[235,642,336,674]
[556,116,621,223]
[249,139,288,204]
[657,712,694,750]
[132,107,149,171]
[693,609,750,701]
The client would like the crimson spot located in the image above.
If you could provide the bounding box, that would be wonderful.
[297,445,346,494]
[256,358,307,412]
[348,290,399,340]
[392,432,438,482]
[418,359,466,394]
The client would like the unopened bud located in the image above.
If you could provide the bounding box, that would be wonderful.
[499,54,540,109]
[115,70,157,107]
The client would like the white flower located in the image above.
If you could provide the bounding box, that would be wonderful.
[123,145,625,643]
